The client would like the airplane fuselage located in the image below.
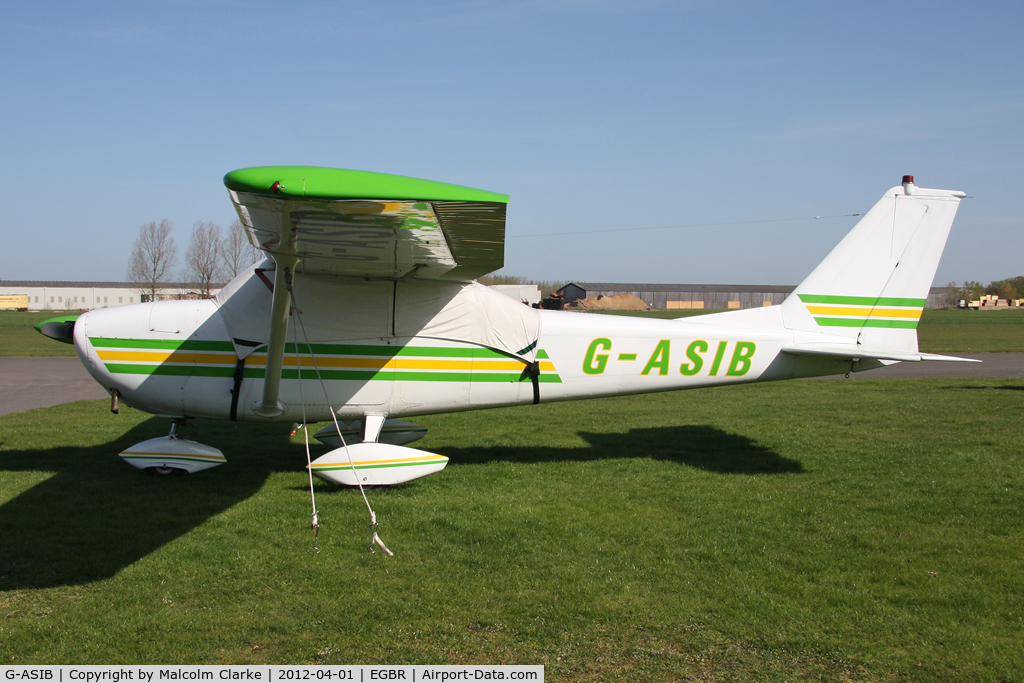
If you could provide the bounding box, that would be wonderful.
[72,290,860,423]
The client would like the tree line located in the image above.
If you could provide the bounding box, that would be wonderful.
[127,219,263,302]
[945,277,1024,306]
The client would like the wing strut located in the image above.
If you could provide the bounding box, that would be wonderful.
[254,253,300,417]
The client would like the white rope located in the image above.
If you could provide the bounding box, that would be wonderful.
[292,312,319,553]
[288,285,393,556]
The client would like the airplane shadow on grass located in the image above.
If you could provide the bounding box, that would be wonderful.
[941,384,1024,391]
[0,418,799,590]
[438,426,803,475]
[0,416,304,591]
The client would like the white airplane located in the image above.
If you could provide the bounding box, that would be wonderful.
[38,168,972,486]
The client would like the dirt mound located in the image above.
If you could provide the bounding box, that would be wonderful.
[575,293,649,310]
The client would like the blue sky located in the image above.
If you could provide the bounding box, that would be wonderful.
[2,1,1021,286]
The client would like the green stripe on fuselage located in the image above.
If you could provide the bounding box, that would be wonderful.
[103,364,265,378]
[798,294,926,307]
[89,338,521,359]
[90,338,236,351]
[101,364,562,383]
[812,318,920,329]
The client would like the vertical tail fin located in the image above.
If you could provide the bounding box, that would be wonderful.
[781,177,965,352]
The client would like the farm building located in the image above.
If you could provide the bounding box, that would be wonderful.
[556,283,796,310]
[489,284,542,305]
[2,279,953,313]
[557,283,951,310]
[0,281,226,312]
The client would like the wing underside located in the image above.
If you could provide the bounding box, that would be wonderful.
[226,167,508,281]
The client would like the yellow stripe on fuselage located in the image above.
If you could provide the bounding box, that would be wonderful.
[805,306,922,319]
[95,350,556,372]
[96,351,239,364]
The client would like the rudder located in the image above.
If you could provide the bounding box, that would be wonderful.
[781,176,965,352]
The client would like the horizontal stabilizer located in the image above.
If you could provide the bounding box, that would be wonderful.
[782,344,981,363]
[919,352,982,363]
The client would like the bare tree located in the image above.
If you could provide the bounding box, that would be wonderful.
[183,221,224,298]
[222,219,263,279]
[127,219,177,303]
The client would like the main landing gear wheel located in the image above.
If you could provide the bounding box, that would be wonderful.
[145,465,188,477]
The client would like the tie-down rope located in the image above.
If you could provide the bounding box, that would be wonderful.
[286,274,393,556]
[291,308,320,553]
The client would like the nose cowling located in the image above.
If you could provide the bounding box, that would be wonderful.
[71,304,191,418]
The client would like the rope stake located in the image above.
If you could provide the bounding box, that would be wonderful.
[368,511,392,555]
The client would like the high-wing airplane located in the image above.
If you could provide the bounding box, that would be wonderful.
[37,167,972,486]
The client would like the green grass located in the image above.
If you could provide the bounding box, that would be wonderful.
[0,311,80,357]
[916,308,1024,352]
[1,380,1022,681]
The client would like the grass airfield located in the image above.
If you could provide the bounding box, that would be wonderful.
[1,377,1022,681]
[0,311,82,357]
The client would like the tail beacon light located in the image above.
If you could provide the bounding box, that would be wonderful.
[902,174,915,195]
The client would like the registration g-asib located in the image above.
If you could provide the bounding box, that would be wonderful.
[38,168,973,489]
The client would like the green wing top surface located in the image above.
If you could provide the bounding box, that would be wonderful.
[224,166,508,203]
[225,166,508,281]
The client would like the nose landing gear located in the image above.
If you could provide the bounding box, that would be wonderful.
[118,418,227,476]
